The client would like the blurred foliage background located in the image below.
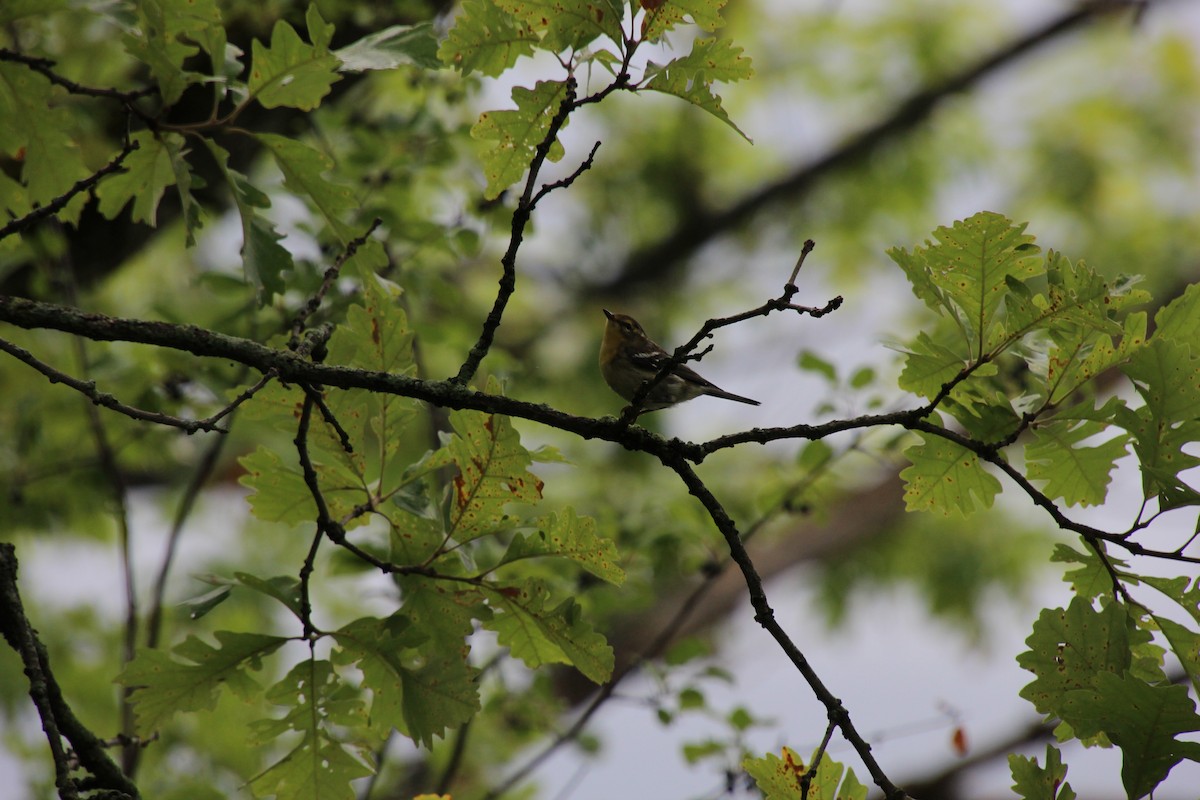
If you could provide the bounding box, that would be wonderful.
[2,0,1199,798]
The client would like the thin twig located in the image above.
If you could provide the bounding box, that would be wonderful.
[531,141,602,206]
[618,243,839,423]
[145,424,234,650]
[0,48,157,103]
[0,139,139,243]
[800,720,838,797]
[661,453,909,799]
[0,337,229,434]
[453,76,582,386]
[289,218,384,347]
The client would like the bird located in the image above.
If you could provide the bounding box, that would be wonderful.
[599,309,761,414]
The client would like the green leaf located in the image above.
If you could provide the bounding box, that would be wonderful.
[439,0,538,76]
[1059,673,1200,799]
[1025,420,1129,507]
[248,660,372,800]
[484,579,614,683]
[1039,312,1147,406]
[248,18,341,110]
[238,447,315,524]
[897,330,973,400]
[334,22,442,71]
[178,585,233,621]
[1151,281,1200,346]
[1123,337,1200,423]
[233,573,304,618]
[1115,340,1200,510]
[326,274,415,375]
[1050,543,1127,600]
[1141,575,1200,624]
[203,140,293,301]
[498,508,625,584]
[496,0,624,52]
[305,3,335,51]
[250,734,371,800]
[0,64,86,208]
[641,0,728,41]
[431,386,544,543]
[1153,615,1200,697]
[123,0,225,103]
[900,435,1002,516]
[471,80,570,199]
[643,38,754,141]
[797,350,837,382]
[1009,745,1076,800]
[257,133,363,244]
[888,212,1041,353]
[118,632,288,735]
[96,131,182,228]
[1017,597,1143,723]
[333,614,481,748]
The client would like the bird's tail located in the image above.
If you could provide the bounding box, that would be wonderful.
[707,387,760,406]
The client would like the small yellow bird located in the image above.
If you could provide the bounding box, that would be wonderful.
[599,309,760,413]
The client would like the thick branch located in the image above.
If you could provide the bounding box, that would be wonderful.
[0,544,139,799]
[4,294,1195,572]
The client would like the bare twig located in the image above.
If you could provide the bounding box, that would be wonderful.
[0,48,157,103]
[661,452,909,799]
[145,427,234,650]
[0,545,79,800]
[0,139,139,243]
[618,243,839,423]
[800,720,838,798]
[0,337,230,434]
[288,218,384,348]
[0,544,141,799]
[453,76,582,386]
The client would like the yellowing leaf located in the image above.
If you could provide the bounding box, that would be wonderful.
[499,509,625,584]
[439,0,538,76]
[471,80,570,199]
[901,435,1002,516]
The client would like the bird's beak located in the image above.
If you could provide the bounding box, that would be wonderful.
[602,308,614,320]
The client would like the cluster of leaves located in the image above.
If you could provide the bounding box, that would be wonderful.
[891,212,1200,799]
[0,0,765,794]
[117,268,624,791]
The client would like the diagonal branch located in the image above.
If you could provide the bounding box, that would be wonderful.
[452,77,581,387]
[0,336,230,434]
[0,544,140,800]
[660,452,909,799]
[0,138,139,243]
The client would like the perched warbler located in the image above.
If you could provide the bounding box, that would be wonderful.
[599,309,761,413]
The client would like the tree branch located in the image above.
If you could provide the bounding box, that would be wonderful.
[0,544,140,799]
[453,77,581,386]
[4,294,1195,569]
[0,336,230,434]
[660,453,909,799]
[0,138,139,243]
